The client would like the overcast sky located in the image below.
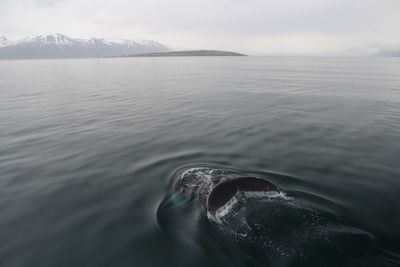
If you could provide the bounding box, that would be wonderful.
[0,0,399,55]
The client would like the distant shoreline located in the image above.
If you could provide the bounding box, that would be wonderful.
[123,50,247,57]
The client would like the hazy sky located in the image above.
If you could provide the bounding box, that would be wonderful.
[1,0,399,55]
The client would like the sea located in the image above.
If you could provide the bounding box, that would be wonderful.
[0,56,399,267]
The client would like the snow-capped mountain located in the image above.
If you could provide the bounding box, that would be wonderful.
[375,48,400,57]
[0,33,170,59]
[0,36,9,47]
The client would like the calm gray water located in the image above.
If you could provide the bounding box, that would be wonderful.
[0,56,399,267]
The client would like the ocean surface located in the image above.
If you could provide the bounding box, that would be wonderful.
[0,56,399,267]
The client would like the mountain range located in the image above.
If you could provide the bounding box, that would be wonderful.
[0,33,169,59]
[375,49,400,57]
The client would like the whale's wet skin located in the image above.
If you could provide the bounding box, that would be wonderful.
[157,166,392,267]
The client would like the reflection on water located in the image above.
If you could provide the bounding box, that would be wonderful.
[0,57,400,266]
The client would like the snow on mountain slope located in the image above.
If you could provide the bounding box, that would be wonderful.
[0,33,170,59]
[0,36,9,47]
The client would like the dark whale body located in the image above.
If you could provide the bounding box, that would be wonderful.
[207,177,279,215]
[159,167,382,266]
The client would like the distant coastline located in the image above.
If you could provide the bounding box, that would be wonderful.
[124,50,247,57]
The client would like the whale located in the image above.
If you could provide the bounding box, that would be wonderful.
[158,166,382,266]
[206,176,279,215]
[169,166,282,217]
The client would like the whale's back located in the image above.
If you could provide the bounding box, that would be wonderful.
[207,177,279,215]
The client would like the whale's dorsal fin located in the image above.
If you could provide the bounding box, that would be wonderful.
[207,177,278,215]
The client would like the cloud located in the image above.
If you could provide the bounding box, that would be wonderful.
[30,0,70,7]
[1,0,399,55]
